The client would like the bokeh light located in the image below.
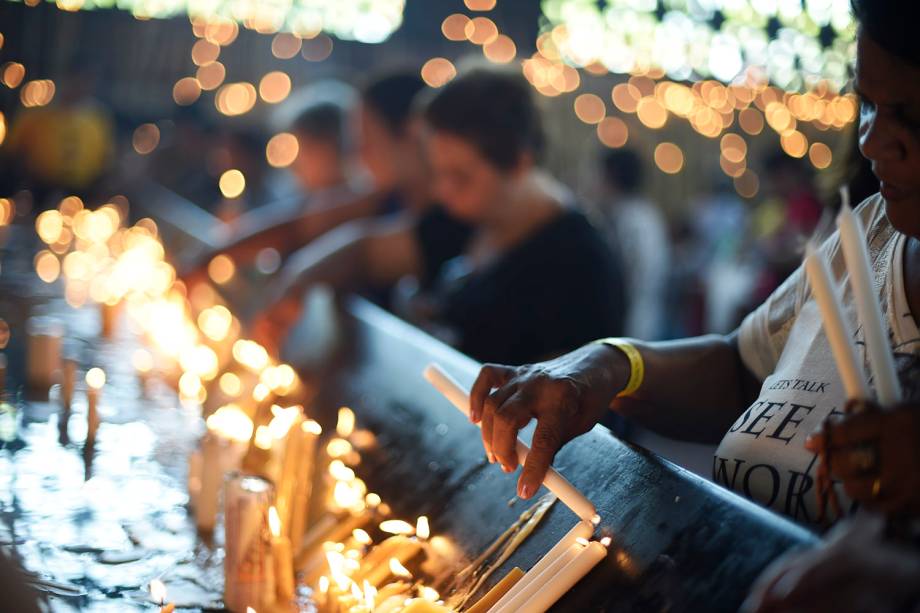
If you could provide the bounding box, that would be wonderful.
[219,169,246,198]
[596,117,628,148]
[654,142,684,174]
[421,58,456,88]
[266,132,300,168]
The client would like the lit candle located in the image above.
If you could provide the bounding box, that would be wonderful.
[150,579,175,613]
[85,367,105,447]
[488,519,594,612]
[363,536,423,587]
[516,537,609,613]
[269,506,296,603]
[399,598,452,613]
[26,316,63,396]
[836,189,901,406]
[288,420,322,552]
[132,349,154,397]
[466,566,524,613]
[224,475,275,612]
[804,243,869,399]
[195,404,253,533]
[424,364,598,522]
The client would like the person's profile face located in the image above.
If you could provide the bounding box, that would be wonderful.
[427,130,505,223]
[855,32,920,237]
[290,134,341,191]
[358,105,400,191]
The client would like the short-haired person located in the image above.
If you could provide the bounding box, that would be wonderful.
[183,74,427,282]
[467,0,920,529]
[253,67,625,366]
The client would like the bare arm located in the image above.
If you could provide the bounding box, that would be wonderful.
[469,332,761,499]
[186,190,383,276]
[251,214,421,350]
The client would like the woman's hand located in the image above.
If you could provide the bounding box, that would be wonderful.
[741,513,920,613]
[805,401,920,516]
[469,343,629,499]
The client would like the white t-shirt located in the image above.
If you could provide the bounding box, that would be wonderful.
[715,194,920,526]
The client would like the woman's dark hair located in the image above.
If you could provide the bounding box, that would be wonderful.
[601,148,643,194]
[291,101,348,151]
[851,0,920,66]
[423,67,544,171]
[361,72,427,135]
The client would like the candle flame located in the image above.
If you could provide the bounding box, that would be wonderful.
[268,404,301,439]
[365,493,381,508]
[328,460,355,482]
[575,537,590,547]
[389,557,412,578]
[302,419,322,435]
[232,339,270,372]
[416,516,430,540]
[352,528,372,545]
[419,586,440,602]
[591,513,601,526]
[218,372,242,396]
[268,505,281,538]
[85,367,106,389]
[252,382,271,402]
[254,425,273,450]
[336,406,355,437]
[326,438,353,458]
[318,575,329,595]
[149,579,166,603]
[379,520,414,536]
[206,404,254,443]
[601,536,612,547]
[246,608,256,613]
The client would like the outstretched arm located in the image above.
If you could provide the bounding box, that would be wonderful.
[469,332,762,499]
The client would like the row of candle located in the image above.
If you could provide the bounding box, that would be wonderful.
[27,196,609,613]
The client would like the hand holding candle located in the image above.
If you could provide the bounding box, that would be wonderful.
[424,363,598,522]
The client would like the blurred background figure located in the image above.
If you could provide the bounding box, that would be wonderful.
[254,66,625,366]
[597,148,669,340]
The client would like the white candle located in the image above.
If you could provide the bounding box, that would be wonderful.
[492,540,582,613]
[424,364,599,522]
[194,405,252,533]
[803,244,870,400]
[836,191,901,406]
[487,520,594,613]
[517,538,608,613]
[269,506,296,603]
[85,367,105,446]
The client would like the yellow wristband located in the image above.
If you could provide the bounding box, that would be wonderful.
[593,338,645,398]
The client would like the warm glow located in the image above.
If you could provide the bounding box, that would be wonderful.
[0,198,12,225]
[739,108,764,135]
[301,35,333,62]
[416,515,430,540]
[483,34,516,64]
[780,130,808,158]
[326,437,353,458]
[254,424,273,450]
[178,372,203,398]
[2,62,25,88]
[219,169,246,199]
[734,169,760,198]
[208,254,236,285]
[86,367,106,390]
[215,82,257,116]
[720,133,747,163]
[364,580,377,610]
[379,519,414,535]
[232,339,269,372]
[20,79,56,107]
[34,250,61,283]
[132,349,153,373]
[206,404,254,442]
[389,557,412,578]
[268,505,281,537]
[328,460,355,481]
[149,579,167,603]
[336,406,355,438]
[465,16,498,45]
[421,58,456,88]
[196,61,226,91]
[219,372,242,396]
[654,142,684,174]
[132,123,160,155]
[191,39,220,66]
[809,142,833,169]
[198,304,233,341]
[266,132,299,168]
[36,210,64,244]
[259,71,292,104]
[252,383,271,402]
[574,93,605,124]
[352,528,372,545]
[596,117,628,148]
[441,14,469,41]
[636,97,667,129]
[420,586,440,602]
[272,32,302,59]
[302,419,322,435]
[465,0,496,9]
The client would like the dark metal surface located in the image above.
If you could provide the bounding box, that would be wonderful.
[286,296,819,613]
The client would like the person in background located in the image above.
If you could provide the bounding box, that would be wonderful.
[253,66,625,366]
[182,73,427,282]
[598,148,670,340]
